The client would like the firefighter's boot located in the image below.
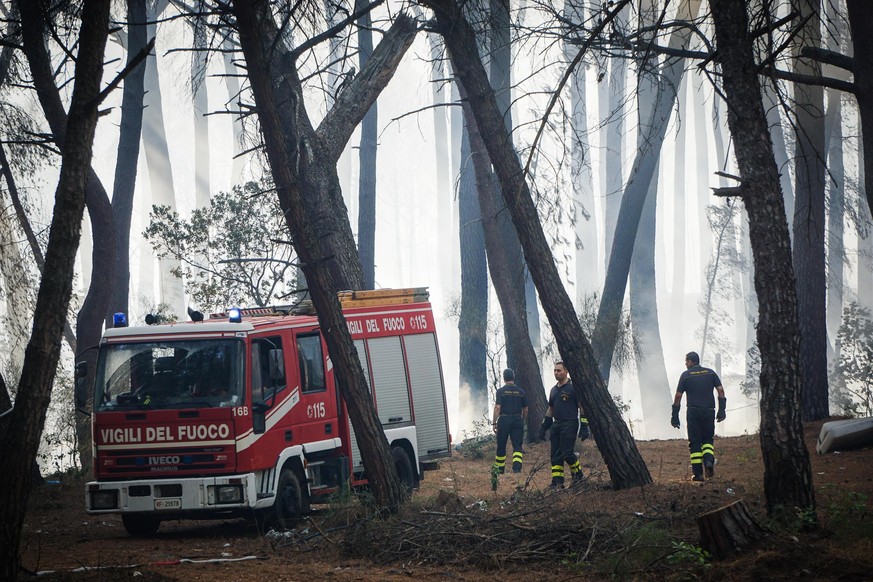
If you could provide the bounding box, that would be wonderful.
[704,461,715,479]
[692,464,705,482]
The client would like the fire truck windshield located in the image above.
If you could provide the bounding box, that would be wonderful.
[94,339,244,410]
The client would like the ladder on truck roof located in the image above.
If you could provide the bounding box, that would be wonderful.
[338,287,429,308]
[212,287,430,319]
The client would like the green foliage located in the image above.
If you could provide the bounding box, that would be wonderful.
[667,541,710,566]
[830,302,873,417]
[819,485,871,538]
[143,180,297,312]
[455,417,495,460]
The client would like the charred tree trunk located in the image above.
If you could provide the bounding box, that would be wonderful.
[460,90,547,440]
[18,0,118,473]
[630,164,670,429]
[355,0,377,290]
[709,0,816,516]
[847,0,873,218]
[488,0,547,432]
[0,2,110,578]
[110,0,147,324]
[231,0,414,510]
[458,124,489,416]
[425,0,651,489]
[592,0,701,383]
[792,0,829,422]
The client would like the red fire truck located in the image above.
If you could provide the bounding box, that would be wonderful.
[83,288,452,535]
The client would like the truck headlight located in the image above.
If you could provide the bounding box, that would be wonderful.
[213,485,242,504]
[90,489,118,510]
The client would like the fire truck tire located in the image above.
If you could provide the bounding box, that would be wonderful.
[122,514,161,537]
[391,446,415,493]
[274,467,310,529]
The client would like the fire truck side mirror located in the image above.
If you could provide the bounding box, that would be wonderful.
[75,361,88,378]
[268,349,284,380]
[252,402,267,434]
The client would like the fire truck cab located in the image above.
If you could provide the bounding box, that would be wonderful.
[84,288,451,536]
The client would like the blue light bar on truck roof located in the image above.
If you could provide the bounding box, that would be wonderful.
[113,312,128,328]
[228,307,242,323]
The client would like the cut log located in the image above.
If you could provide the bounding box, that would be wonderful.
[697,499,767,560]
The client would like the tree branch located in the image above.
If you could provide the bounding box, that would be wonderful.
[93,36,155,106]
[317,12,419,161]
[800,46,854,73]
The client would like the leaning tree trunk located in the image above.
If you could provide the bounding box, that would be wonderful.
[0,2,110,578]
[424,0,651,489]
[709,0,815,517]
[488,0,547,432]
[460,90,547,439]
[630,164,671,430]
[18,0,118,473]
[231,0,415,510]
[591,0,701,383]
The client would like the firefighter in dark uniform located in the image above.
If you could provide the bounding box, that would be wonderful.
[671,351,727,481]
[492,368,528,474]
[538,361,588,489]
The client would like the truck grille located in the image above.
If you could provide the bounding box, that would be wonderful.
[98,445,234,476]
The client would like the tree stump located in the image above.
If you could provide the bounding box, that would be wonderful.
[697,499,767,560]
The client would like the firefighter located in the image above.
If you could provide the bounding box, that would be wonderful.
[671,351,727,481]
[538,361,587,489]
[492,368,528,474]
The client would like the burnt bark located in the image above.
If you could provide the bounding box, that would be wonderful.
[592,0,700,383]
[709,0,815,516]
[460,89,547,440]
[355,0,377,290]
[0,1,110,577]
[231,0,410,510]
[487,0,547,431]
[17,0,118,474]
[630,164,670,429]
[791,0,829,421]
[458,122,488,415]
[110,0,148,351]
[424,0,651,489]
[847,0,873,220]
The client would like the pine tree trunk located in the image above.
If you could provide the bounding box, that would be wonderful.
[231,0,416,510]
[792,0,829,422]
[355,0,377,290]
[847,0,873,219]
[426,0,651,489]
[458,124,489,416]
[709,0,816,516]
[1,2,110,577]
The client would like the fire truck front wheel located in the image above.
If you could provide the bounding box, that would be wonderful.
[122,514,161,537]
[274,467,310,529]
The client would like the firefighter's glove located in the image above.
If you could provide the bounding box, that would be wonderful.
[671,404,681,429]
[538,416,553,441]
[716,397,727,422]
[578,417,590,441]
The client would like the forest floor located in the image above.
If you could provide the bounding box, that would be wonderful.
[18,418,873,581]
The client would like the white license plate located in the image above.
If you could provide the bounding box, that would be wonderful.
[154,498,181,510]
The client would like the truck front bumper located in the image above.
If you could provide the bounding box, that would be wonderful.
[85,473,258,515]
